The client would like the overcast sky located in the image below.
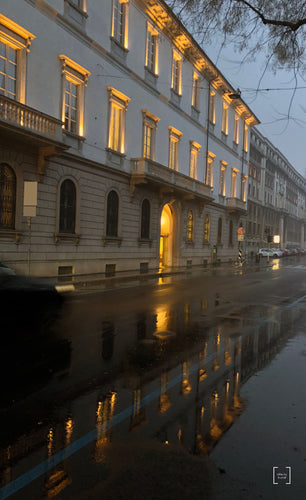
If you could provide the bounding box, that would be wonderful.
[203,42,306,177]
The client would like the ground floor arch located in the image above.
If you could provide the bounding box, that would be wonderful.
[159,202,177,268]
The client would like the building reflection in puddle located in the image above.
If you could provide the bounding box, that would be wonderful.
[0,301,302,499]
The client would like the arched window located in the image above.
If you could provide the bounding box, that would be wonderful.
[204,214,210,243]
[0,164,16,229]
[229,220,233,245]
[141,199,150,239]
[59,179,76,233]
[217,217,222,244]
[106,190,119,237]
[187,210,194,242]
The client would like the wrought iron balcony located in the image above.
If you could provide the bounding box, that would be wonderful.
[226,197,247,214]
[130,158,213,203]
[0,95,64,146]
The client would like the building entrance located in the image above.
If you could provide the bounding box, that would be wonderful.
[159,204,174,268]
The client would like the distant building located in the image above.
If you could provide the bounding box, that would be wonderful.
[246,128,306,256]
[0,0,258,277]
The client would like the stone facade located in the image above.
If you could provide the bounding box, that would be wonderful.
[0,0,258,277]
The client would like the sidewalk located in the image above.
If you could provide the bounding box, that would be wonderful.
[54,258,273,295]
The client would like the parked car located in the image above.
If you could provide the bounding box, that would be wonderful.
[270,248,283,258]
[259,248,272,257]
[0,274,64,332]
[0,261,15,276]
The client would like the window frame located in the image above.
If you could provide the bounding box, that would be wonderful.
[217,217,222,244]
[209,91,215,125]
[219,162,227,196]
[231,168,239,198]
[168,127,182,171]
[111,0,129,49]
[233,115,239,145]
[142,110,159,160]
[59,55,90,137]
[206,151,215,187]
[59,178,77,234]
[0,14,35,104]
[171,50,182,95]
[222,102,228,135]
[204,214,210,243]
[107,87,130,154]
[186,209,194,242]
[106,190,119,238]
[191,71,200,110]
[140,198,151,240]
[189,141,201,180]
[145,23,158,75]
[0,163,16,229]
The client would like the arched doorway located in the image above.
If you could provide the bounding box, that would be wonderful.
[160,204,174,268]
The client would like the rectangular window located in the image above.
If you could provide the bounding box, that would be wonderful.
[204,214,210,243]
[59,55,90,137]
[171,51,182,95]
[64,79,78,134]
[222,103,228,135]
[209,91,215,124]
[146,24,158,75]
[231,168,238,198]
[234,115,239,144]
[241,175,247,202]
[206,151,215,187]
[0,42,17,99]
[169,127,182,170]
[243,124,249,152]
[191,72,200,109]
[142,111,159,160]
[107,87,130,153]
[189,141,201,179]
[112,0,128,48]
[219,162,227,196]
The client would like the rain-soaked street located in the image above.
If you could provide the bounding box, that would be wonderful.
[1,257,306,499]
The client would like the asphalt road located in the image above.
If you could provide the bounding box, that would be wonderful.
[1,256,306,499]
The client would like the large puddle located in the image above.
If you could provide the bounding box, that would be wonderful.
[0,292,305,499]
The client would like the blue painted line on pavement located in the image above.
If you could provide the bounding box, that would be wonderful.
[1,293,305,499]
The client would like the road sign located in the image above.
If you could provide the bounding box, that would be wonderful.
[237,227,245,235]
[238,234,244,241]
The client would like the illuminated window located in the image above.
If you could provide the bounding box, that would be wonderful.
[112,0,128,48]
[59,179,76,234]
[243,124,249,152]
[142,110,159,160]
[241,175,247,202]
[217,217,222,244]
[59,55,90,137]
[219,162,227,196]
[189,141,201,179]
[171,50,182,95]
[187,210,194,242]
[107,87,130,153]
[0,163,16,229]
[222,103,228,135]
[106,190,119,237]
[209,91,215,124]
[0,15,35,103]
[206,151,215,187]
[234,115,239,144]
[0,42,17,99]
[140,198,150,239]
[204,214,210,243]
[168,127,182,170]
[231,168,238,198]
[145,23,158,75]
[191,72,200,110]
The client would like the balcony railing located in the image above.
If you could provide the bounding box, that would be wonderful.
[0,95,64,143]
[130,158,213,201]
[226,197,246,214]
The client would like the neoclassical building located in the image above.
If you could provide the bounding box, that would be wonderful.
[246,128,306,255]
[0,0,258,277]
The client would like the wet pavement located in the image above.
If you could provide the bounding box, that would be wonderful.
[1,257,306,499]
